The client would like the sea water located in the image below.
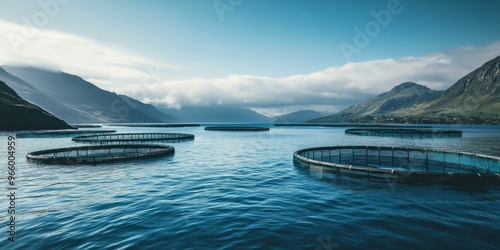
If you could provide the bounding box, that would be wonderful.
[1,125,499,249]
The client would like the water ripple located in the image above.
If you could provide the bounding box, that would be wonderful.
[3,125,500,249]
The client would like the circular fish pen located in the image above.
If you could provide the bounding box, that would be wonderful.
[273,123,432,128]
[293,146,500,185]
[17,129,116,138]
[27,144,175,165]
[345,128,462,138]
[110,123,201,128]
[204,126,270,132]
[70,124,103,128]
[72,133,194,144]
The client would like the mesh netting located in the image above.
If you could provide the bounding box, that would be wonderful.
[345,128,462,138]
[17,130,116,138]
[204,126,270,131]
[294,146,500,184]
[72,133,194,144]
[27,144,175,165]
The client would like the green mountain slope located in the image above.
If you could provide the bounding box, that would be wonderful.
[0,67,79,121]
[0,80,71,131]
[311,82,443,123]
[1,66,176,123]
[398,56,500,116]
[388,56,500,124]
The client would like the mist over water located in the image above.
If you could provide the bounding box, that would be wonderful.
[1,125,500,249]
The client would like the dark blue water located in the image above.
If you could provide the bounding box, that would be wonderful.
[1,125,500,249]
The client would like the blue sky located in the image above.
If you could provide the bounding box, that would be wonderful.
[1,0,500,114]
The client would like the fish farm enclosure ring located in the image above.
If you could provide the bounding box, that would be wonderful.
[345,128,462,138]
[27,144,175,165]
[204,126,270,131]
[293,146,500,184]
[16,129,117,138]
[72,133,194,144]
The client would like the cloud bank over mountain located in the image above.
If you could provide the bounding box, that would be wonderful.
[0,20,177,89]
[1,19,499,114]
[119,41,500,114]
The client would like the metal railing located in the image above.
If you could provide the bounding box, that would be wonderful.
[27,144,175,164]
[204,126,270,131]
[345,128,462,138]
[17,129,116,138]
[294,146,500,184]
[72,133,194,144]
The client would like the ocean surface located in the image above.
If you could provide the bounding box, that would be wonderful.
[1,124,500,249]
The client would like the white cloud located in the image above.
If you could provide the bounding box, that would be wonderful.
[0,19,178,90]
[119,41,500,115]
[1,19,499,116]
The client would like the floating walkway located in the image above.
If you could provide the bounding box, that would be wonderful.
[293,146,500,184]
[72,133,195,144]
[27,144,174,165]
[345,128,462,138]
[204,126,270,132]
[17,129,116,138]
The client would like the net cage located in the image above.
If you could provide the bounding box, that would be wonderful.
[345,128,462,138]
[26,144,175,165]
[204,126,270,131]
[110,123,200,128]
[16,129,117,138]
[293,146,500,184]
[72,133,194,144]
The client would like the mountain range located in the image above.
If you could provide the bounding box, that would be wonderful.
[311,82,443,123]
[392,55,500,121]
[0,80,71,131]
[1,55,499,128]
[273,110,325,123]
[0,66,176,123]
[161,106,270,123]
[0,66,274,124]
[311,55,500,124]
